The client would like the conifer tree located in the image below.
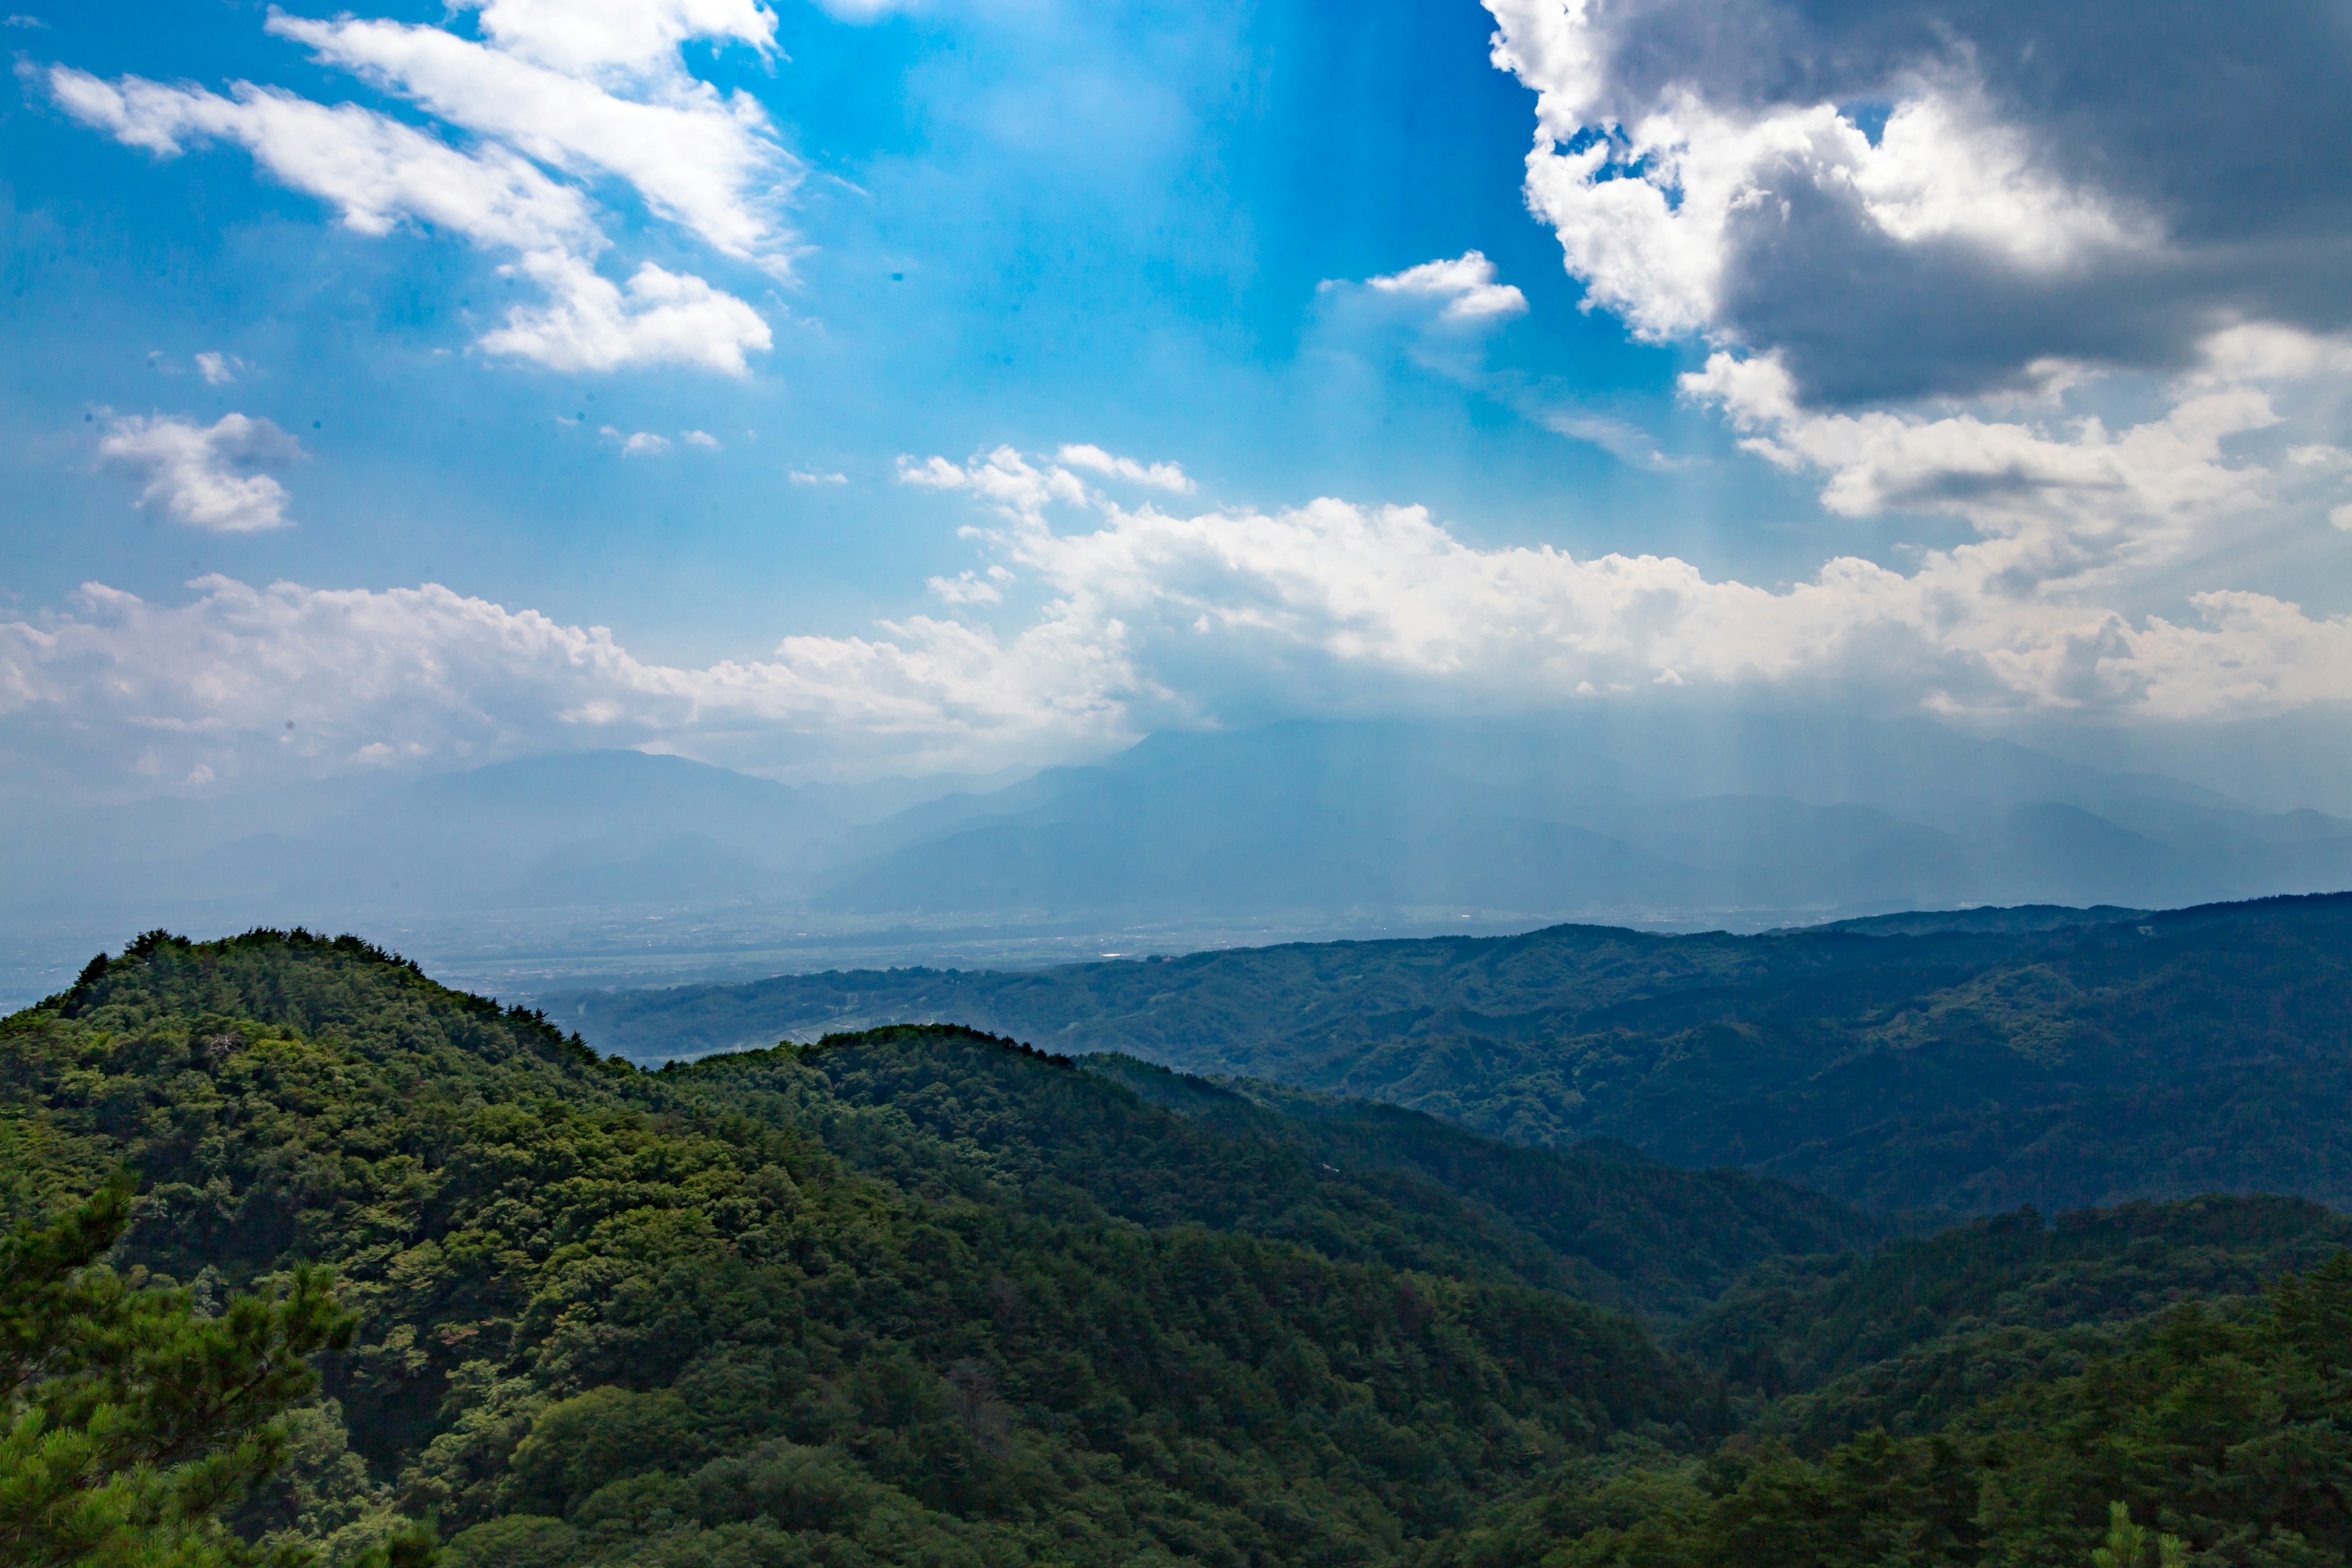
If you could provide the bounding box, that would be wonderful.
[0,1178,432,1567]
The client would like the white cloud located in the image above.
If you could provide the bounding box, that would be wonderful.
[895,456,968,489]
[1467,0,2352,638]
[1362,251,1529,323]
[451,0,778,82]
[43,0,779,377]
[1528,407,1674,469]
[269,13,796,271]
[1681,350,2277,574]
[684,430,720,450]
[790,469,848,484]
[12,445,2352,793]
[96,413,304,533]
[601,427,671,456]
[929,567,1011,605]
[1055,443,1194,494]
[888,445,2352,723]
[1477,0,2352,412]
[1493,62,2142,348]
[193,351,244,386]
[0,576,1128,790]
[47,70,597,250]
[478,253,771,374]
[2332,504,2352,533]
[895,447,1089,515]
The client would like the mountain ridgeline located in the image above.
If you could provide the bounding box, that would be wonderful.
[560,891,2352,1218]
[8,720,2352,996]
[7,929,2352,1566]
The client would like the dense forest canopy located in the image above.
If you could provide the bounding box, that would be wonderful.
[5,928,2351,1566]
[557,893,2352,1215]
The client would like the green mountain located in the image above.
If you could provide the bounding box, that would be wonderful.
[11,927,2352,1568]
[556,892,2352,1215]
[1,930,1715,1566]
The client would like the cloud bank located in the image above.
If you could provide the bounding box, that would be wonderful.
[9,437,2350,794]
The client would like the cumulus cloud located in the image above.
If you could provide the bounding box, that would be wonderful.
[11,442,2352,791]
[1469,0,2352,640]
[1055,443,1194,494]
[1481,0,2352,404]
[1362,251,1529,324]
[601,426,671,456]
[684,430,720,450]
[42,0,778,376]
[1680,352,2278,574]
[193,352,244,386]
[96,413,304,532]
[895,448,1089,514]
[484,254,769,374]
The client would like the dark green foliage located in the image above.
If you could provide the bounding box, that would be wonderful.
[0,1174,425,1567]
[560,892,2352,1215]
[1679,1196,2352,1415]
[1442,1216,2352,1568]
[18,924,2352,1567]
[1082,1055,1880,1317]
[1,930,1712,1566]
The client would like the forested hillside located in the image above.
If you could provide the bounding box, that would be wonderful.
[0,932,1715,1566]
[9,929,2352,1567]
[559,892,2352,1215]
[1443,1199,2352,1568]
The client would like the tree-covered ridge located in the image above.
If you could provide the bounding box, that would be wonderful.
[1,930,1709,1567]
[1441,1241,2352,1568]
[668,1027,1600,1301]
[557,892,2352,1215]
[1077,1055,1878,1318]
[671,1031,1875,1318]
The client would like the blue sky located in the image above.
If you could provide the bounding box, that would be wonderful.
[4,0,2350,795]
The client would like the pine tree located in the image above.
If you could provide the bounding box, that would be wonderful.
[2091,1501,2185,1568]
[0,1177,432,1567]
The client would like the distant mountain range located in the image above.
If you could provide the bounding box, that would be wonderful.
[4,715,2348,991]
[554,892,2352,1218]
[800,717,2352,923]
